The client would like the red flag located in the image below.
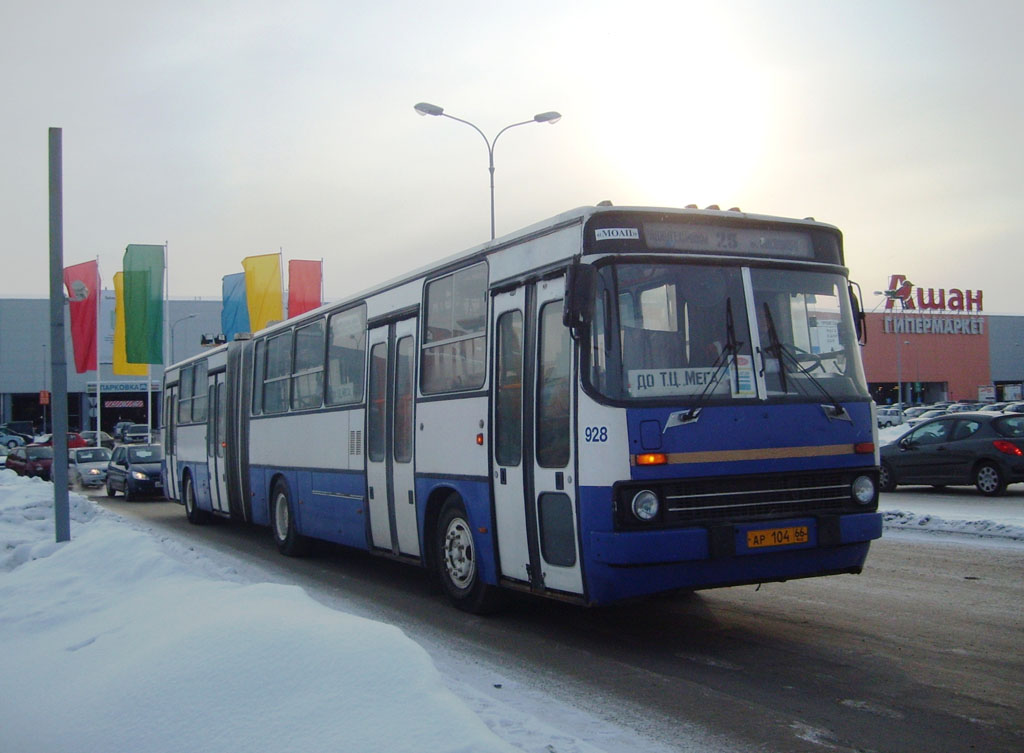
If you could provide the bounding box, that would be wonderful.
[288,259,322,318]
[63,260,100,373]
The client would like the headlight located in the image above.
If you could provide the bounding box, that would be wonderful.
[631,490,660,521]
[131,471,148,480]
[88,468,101,476]
[852,475,875,505]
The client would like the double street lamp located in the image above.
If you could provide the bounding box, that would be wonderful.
[171,313,197,364]
[414,102,561,240]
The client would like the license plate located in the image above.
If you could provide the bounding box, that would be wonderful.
[746,526,809,549]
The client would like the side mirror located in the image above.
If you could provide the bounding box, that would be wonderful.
[563,262,597,337]
[849,281,866,345]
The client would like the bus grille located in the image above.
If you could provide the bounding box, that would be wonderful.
[615,470,871,529]
[663,472,852,524]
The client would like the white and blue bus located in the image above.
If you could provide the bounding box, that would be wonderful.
[163,205,882,612]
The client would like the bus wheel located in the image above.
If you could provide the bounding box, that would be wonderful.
[271,480,309,556]
[183,474,209,525]
[434,497,504,614]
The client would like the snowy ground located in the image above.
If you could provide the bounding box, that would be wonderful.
[1,460,1021,753]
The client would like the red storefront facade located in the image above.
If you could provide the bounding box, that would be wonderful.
[860,310,991,406]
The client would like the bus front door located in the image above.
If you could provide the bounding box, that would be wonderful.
[366,318,420,557]
[491,278,583,596]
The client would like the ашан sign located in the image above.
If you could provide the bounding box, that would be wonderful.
[883,274,983,312]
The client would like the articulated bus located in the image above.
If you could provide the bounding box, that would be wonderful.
[163,205,882,612]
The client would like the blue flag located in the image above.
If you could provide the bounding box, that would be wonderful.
[222,272,250,342]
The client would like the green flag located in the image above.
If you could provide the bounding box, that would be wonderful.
[123,244,164,364]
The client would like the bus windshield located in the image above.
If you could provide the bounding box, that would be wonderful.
[587,262,869,403]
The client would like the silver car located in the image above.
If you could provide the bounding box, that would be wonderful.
[68,446,112,489]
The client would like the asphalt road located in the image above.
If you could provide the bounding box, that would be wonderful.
[96,492,1023,753]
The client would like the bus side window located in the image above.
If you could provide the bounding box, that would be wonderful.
[327,305,366,406]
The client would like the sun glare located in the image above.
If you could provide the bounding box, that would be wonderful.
[584,7,774,207]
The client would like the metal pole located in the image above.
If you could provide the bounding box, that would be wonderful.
[96,256,102,442]
[48,127,70,542]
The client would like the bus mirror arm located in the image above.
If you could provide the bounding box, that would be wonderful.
[563,262,597,338]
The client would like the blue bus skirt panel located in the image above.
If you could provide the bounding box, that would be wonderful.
[248,466,370,551]
[578,484,882,605]
[179,462,214,512]
[415,476,499,587]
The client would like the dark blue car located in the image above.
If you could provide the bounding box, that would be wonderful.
[106,444,164,500]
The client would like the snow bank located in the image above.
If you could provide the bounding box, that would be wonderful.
[0,470,516,753]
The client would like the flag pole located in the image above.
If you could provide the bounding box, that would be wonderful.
[95,255,102,444]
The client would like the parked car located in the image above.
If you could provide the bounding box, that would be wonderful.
[5,445,54,480]
[106,444,164,500]
[906,408,947,427]
[122,424,152,444]
[68,446,113,490]
[876,407,903,427]
[0,423,34,444]
[947,402,982,413]
[0,430,25,449]
[112,421,134,441]
[35,432,89,449]
[79,430,115,449]
[1003,402,1024,413]
[0,446,8,467]
[880,412,1024,496]
[978,402,1010,413]
[901,406,933,420]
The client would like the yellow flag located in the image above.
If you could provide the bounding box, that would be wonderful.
[242,253,284,332]
[113,272,147,376]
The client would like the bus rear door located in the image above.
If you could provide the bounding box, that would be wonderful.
[366,317,420,557]
[207,373,230,514]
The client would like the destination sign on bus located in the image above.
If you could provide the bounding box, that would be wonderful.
[628,356,756,399]
[643,223,815,259]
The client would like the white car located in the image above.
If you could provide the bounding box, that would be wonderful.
[876,407,903,427]
[68,446,113,490]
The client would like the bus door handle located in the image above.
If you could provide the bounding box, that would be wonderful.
[555,472,564,490]
[499,468,507,485]
[369,486,374,499]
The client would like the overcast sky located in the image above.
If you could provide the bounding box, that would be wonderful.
[4,0,1021,313]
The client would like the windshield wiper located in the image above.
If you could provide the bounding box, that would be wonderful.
[761,303,849,421]
[669,298,743,428]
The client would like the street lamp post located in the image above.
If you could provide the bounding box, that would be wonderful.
[171,313,198,364]
[876,284,914,412]
[414,102,561,240]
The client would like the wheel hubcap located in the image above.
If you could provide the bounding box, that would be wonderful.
[443,517,475,590]
[274,495,289,539]
[977,467,998,492]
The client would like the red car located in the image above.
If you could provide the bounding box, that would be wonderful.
[36,432,89,449]
[5,445,54,480]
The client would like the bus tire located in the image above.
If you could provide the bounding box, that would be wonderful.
[183,473,209,525]
[434,496,504,614]
[271,479,309,556]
